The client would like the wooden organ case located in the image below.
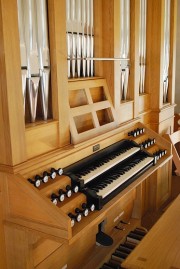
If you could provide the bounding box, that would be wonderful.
[0,0,177,269]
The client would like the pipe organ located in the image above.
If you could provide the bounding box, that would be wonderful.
[0,0,177,269]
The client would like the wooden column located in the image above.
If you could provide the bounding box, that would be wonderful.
[94,0,103,76]
[48,0,70,147]
[146,0,162,110]
[146,0,177,134]
[168,0,177,106]
[0,0,26,166]
[130,0,141,119]
[101,0,119,108]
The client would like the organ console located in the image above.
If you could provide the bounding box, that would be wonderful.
[1,121,172,269]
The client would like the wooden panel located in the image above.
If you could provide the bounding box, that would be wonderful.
[168,0,177,106]
[0,0,26,165]
[158,117,174,135]
[0,177,7,269]
[35,242,68,269]
[118,101,134,124]
[25,121,59,159]
[139,111,151,125]
[6,173,71,240]
[68,227,98,269]
[5,224,33,269]
[139,93,150,113]
[159,105,175,122]
[105,189,136,234]
[102,0,117,106]
[146,0,162,107]
[156,161,172,208]
[141,178,151,215]
[122,195,180,269]
[33,238,62,267]
[148,161,172,211]
[150,106,175,134]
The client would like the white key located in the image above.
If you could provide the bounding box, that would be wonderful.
[96,156,153,198]
[82,147,140,184]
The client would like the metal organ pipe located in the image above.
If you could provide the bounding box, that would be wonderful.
[66,0,94,78]
[162,0,171,104]
[17,0,50,123]
[139,0,147,94]
[120,0,130,101]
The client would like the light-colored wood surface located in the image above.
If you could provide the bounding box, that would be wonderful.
[6,173,71,240]
[0,0,177,268]
[48,0,70,147]
[68,78,117,144]
[0,0,26,166]
[122,195,180,269]
[133,0,141,119]
[32,237,62,267]
[25,121,59,159]
[0,178,7,269]
[146,0,177,133]
[168,0,177,106]
[165,130,180,175]
[139,93,150,114]
[118,100,134,124]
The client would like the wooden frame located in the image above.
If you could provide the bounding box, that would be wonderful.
[68,78,117,144]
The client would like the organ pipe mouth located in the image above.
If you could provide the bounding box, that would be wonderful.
[67,57,130,61]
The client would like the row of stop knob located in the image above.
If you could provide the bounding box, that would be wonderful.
[51,184,79,204]
[68,203,95,227]
[139,138,156,149]
[28,167,63,188]
[153,149,167,160]
[128,127,145,137]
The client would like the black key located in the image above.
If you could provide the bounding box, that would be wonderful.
[109,259,122,268]
[117,245,132,254]
[101,263,115,269]
[122,241,136,249]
